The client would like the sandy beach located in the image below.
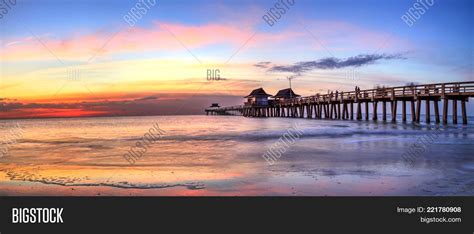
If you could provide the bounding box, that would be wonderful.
[0,115,473,196]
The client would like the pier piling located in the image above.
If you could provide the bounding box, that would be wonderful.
[206,82,473,125]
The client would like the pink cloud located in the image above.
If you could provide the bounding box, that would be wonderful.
[1,21,298,62]
[1,20,409,62]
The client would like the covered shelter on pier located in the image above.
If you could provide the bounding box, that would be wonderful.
[245,88,272,106]
[272,88,300,102]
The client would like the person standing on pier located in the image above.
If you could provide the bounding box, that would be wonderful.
[356,86,361,100]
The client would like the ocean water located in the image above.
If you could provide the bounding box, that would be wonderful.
[0,115,473,196]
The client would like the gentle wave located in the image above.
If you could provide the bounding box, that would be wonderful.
[5,169,205,190]
[15,127,471,145]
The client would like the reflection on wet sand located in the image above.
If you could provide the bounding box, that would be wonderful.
[0,116,473,196]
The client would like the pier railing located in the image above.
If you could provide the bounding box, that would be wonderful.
[278,81,474,105]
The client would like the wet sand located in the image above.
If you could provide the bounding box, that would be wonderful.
[0,116,473,196]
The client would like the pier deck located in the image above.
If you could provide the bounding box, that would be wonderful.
[205,81,474,124]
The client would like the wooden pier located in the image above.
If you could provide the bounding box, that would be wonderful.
[205,82,474,124]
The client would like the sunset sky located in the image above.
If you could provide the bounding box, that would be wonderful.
[1,0,473,118]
